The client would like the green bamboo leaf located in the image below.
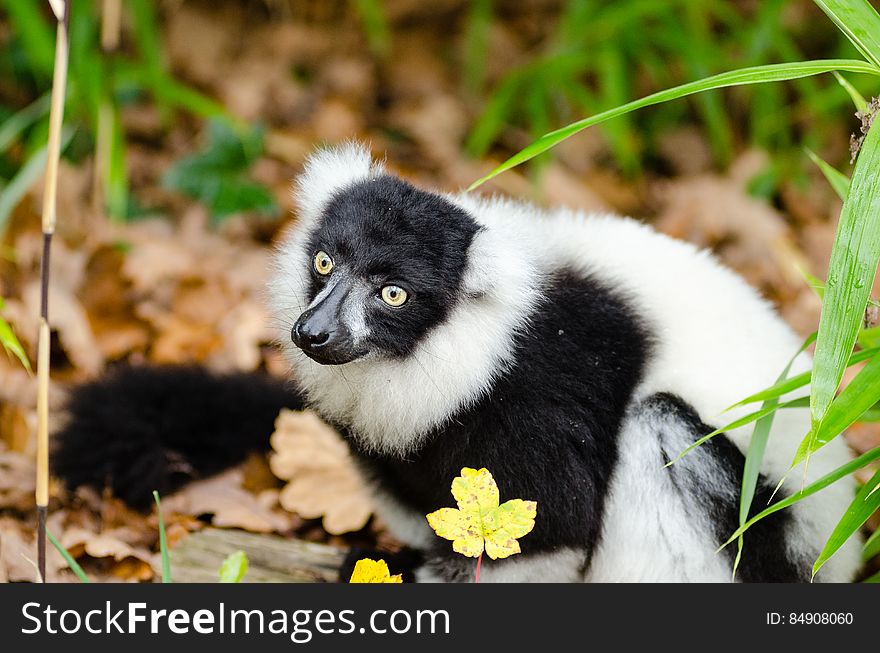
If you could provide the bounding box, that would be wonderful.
[864,523,880,559]
[718,446,880,550]
[812,468,880,578]
[792,352,880,469]
[468,59,880,189]
[732,332,817,578]
[666,396,810,467]
[813,0,880,69]
[805,148,851,201]
[0,299,31,372]
[832,71,868,111]
[729,345,880,409]
[218,550,249,583]
[808,115,880,453]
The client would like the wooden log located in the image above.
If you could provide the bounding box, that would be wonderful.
[169,528,346,583]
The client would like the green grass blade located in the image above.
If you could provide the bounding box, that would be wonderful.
[805,148,851,201]
[718,446,880,549]
[812,0,880,69]
[729,345,880,409]
[812,468,880,578]
[353,0,391,58]
[865,569,880,582]
[0,127,74,233]
[667,396,810,467]
[468,59,879,189]
[218,550,249,583]
[47,529,91,583]
[0,94,50,155]
[792,352,880,469]
[0,300,31,372]
[463,0,493,94]
[2,0,55,76]
[864,524,880,559]
[733,333,817,578]
[153,491,172,583]
[832,71,868,111]
[808,115,880,446]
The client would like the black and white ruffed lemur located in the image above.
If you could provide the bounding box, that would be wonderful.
[53,143,861,582]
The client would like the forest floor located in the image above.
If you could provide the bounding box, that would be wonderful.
[0,0,878,582]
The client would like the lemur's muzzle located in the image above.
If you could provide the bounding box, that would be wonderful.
[291,279,364,365]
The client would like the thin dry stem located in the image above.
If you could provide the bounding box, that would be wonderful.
[36,0,71,583]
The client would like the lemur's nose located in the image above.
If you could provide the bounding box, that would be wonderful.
[292,322,331,348]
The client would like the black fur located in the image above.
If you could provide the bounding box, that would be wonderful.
[347,271,653,578]
[53,366,303,509]
[650,393,808,582]
[307,175,480,357]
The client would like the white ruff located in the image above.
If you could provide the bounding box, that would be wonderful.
[268,143,542,455]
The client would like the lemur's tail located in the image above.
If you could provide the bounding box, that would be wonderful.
[52,366,303,509]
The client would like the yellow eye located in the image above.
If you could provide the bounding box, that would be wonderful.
[314,251,334,275]
[381,285,408,307]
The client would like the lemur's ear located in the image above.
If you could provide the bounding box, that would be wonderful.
[293,141,385,226]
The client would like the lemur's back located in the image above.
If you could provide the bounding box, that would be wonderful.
[453,192,860,581]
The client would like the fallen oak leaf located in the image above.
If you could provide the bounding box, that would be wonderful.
[426,467,537,560]
[161,468,292,533]
[270,409,373,535]
[349,558,402,583]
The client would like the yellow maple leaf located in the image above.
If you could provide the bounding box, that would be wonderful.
[426,467,537,560]
[348,558,403,583]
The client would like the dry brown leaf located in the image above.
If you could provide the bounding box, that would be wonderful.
[0,403,31,453]
[270,409,373,535]
[0,517,68,582]
[162,468,292,533]
[0,445,35,511]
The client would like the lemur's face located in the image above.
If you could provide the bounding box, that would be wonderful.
[290,175,480,365]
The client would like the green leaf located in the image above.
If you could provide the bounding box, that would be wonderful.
[808,115,880,454]
[805,148,851,201]
[153,491,172,583]
[792,352,880,469]
[729,345,880,409]
[832,71,868,111]
[218,550,249,583]
[733,332,817,579]
[0,94,50,155]
[47,530,91,583]
[718,446,880,550]
[353,0,391,57]
[864,523,880,559]
[468,59,880,189]
[0,127,75,233]
[666,396,810,467]
[0,299,31,372]
[2,0,55,76]
[812,0,880,69]
[812,468,880,578]
[163,119,277,221]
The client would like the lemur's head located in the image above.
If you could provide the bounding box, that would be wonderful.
[270,143,538,453]
[290,173,480,365]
